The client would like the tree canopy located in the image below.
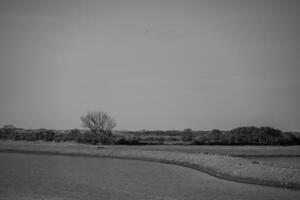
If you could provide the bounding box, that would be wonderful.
[80,111,116,134]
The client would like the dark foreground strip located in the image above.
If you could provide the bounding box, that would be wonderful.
[231,155,300,157]
[0,148,299,190]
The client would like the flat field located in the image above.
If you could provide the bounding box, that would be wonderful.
[1,141,300,156]
[105,144,300,156]
[1,141,300,189]
[1,152,299,200]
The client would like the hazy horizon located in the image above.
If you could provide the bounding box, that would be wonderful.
[1,0,300,131]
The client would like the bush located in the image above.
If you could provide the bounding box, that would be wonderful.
[191,126,297,145]
[182,128,194,142]
[114,136,145,145]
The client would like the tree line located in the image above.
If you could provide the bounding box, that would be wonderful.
[1,111,299,145]
[1,126,299,145]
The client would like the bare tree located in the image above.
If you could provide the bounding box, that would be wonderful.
[80,111,116,135]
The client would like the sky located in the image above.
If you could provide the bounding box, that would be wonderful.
[0,0,299,131]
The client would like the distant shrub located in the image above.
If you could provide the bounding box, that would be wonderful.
[182,128,194,142]
[3,124,16,130]
[53,133,65,142]
[191,126,298,145]
[284,132,300,145]
[114,136,146,145]
[192,135,207,145]
[68,129,81,142]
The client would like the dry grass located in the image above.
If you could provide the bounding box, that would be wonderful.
[104,145,300,156]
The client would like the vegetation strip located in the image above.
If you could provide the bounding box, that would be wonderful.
[1,147,300,190]
[1,126,300,146]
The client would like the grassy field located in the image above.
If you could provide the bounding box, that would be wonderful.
[103,144,300,156]
[0,141,300,189]
[1,152,299,200]
[2,140,300,156]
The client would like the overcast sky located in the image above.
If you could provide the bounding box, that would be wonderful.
[0,0,299,131]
